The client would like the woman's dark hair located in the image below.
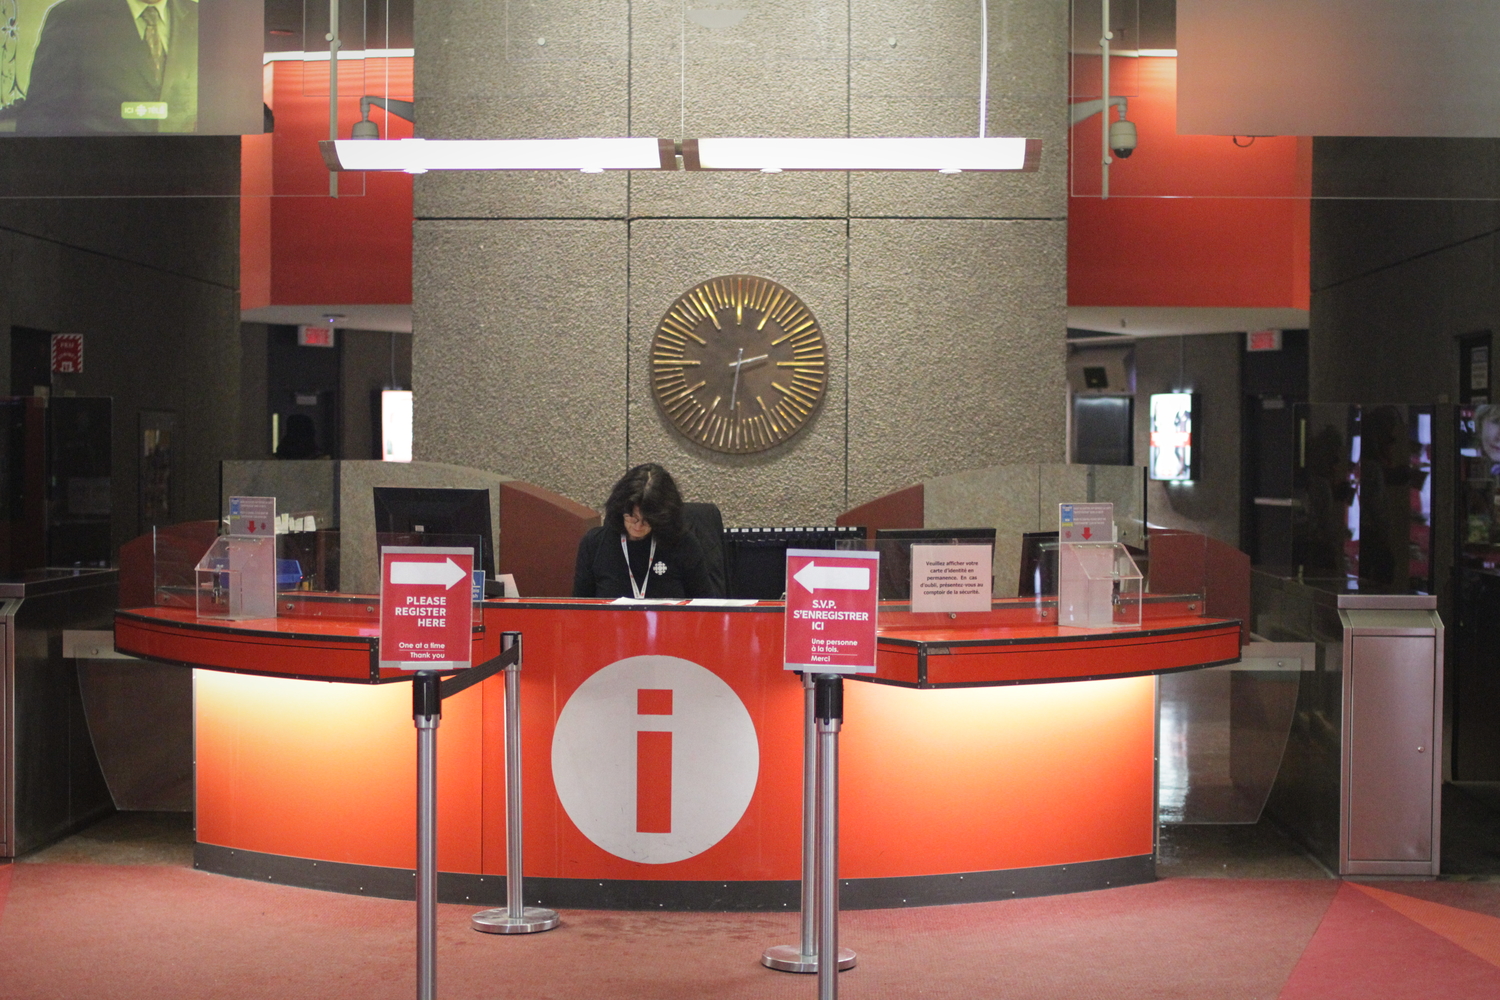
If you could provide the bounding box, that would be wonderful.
[604,463,684,541]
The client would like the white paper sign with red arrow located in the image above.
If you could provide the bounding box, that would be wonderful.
[227,495,275,538]
[1059,502,1114,543]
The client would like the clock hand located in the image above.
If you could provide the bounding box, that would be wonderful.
[727,353,769,369]
[729,347,744,413]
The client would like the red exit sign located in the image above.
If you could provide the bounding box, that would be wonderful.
[298,325,337,347]
[1247,329,1282,352]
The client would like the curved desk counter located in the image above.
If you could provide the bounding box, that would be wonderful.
[115,597,1239,910]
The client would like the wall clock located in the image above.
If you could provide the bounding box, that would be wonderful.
[651,275,826,454]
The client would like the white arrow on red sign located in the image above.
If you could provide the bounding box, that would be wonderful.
[793,561,871,593]
[390,558,469,589]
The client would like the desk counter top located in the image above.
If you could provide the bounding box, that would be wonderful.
[116,595,1238,688]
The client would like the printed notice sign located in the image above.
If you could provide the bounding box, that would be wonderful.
[227,496,275,538]
[379,546,474,671]
[784,548,879,674]
[910,544,993,613]
[1059,502,1114,543]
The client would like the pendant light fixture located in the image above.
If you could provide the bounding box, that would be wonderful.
[322,1,1038,176]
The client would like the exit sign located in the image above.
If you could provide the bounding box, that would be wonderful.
[298,326,336,348]
[1247,329,1282,352]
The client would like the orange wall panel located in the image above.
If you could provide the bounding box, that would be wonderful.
[237,58,414,308]
[842,677,1156,876]
[195,669,484,873]
[1068,56,1310,310]
[194,606,1165,886]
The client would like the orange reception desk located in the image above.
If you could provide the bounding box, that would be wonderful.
[114,596,1239,910]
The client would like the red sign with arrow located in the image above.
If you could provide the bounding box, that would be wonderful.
[379,546,474,671]
[783,548,879,674]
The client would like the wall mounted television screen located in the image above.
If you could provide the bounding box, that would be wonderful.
[1149,392,1199,482]
[0,0,263,135]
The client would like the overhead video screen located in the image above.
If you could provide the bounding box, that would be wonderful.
[0,0,263,135]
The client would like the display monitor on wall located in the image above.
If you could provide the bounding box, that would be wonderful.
[0,0,264,136]
[1149,393,1199,482]
[372,487,495,580]
[380,390,413,463]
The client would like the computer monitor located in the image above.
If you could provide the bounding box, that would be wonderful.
[1017,531,1059,597]
[372,487,495,580]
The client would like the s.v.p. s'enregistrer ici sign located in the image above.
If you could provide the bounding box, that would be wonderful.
[783,549,878,673]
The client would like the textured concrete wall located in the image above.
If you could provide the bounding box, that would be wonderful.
[414,0,1068,524]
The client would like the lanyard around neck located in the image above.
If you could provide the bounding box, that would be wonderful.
[620,534,656,599]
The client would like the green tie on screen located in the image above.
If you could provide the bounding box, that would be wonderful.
[141,6,164,83]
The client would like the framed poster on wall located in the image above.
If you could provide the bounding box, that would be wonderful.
[1459,331,1491,406]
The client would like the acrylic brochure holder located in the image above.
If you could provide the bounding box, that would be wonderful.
[1057,541,1142,629]
[195,536,277,620]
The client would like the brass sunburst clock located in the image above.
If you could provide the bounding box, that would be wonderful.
[651,275,826,454]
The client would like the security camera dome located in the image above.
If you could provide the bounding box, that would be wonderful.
[1109,119,1137,158]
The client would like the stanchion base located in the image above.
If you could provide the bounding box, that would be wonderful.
[471,906,561,934]
[760,944,857,973]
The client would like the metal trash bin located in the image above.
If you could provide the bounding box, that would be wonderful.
[1340,595,1444,876]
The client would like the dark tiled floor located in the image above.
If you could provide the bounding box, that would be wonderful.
[18,791,1500,884]
[1157,819,1332,880]
[18,811,194,867]
[1441,782,1500,878]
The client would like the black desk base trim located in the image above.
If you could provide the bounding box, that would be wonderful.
[194,843,1154,911]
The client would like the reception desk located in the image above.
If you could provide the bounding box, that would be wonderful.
[115,596,1238,909]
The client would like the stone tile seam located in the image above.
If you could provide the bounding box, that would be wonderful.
[415,215,1069,223]
[0,221,239,292]
[1312,219,1500,294]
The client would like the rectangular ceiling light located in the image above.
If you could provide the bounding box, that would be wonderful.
[321,137,677,173]
[684,136,1041,173]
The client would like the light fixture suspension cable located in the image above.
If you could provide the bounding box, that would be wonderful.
[680,1,687,139]
[978,0,989,138]
[328,0,340,197]
[1101,0,1112,199]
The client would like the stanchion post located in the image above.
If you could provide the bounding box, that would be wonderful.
[814,673,844,1000]
[413,671,441,1000]
[762,671,855,974]
[472,633,560,934]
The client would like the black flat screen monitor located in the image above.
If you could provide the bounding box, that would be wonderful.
[373,487,495,580]
[1017,531,1059,597]
[872,527,998,600]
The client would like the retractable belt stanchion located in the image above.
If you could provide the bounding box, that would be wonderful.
[762,671,856,974]
[472,633,560,934]
[814,674,846,1000]
[412,671,441,1000]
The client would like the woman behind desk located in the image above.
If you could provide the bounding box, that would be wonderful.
[573,463,714,599]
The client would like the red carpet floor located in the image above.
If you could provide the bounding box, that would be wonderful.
[0,865,1497,999]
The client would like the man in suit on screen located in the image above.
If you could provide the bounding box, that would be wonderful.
[18,0,197,134]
